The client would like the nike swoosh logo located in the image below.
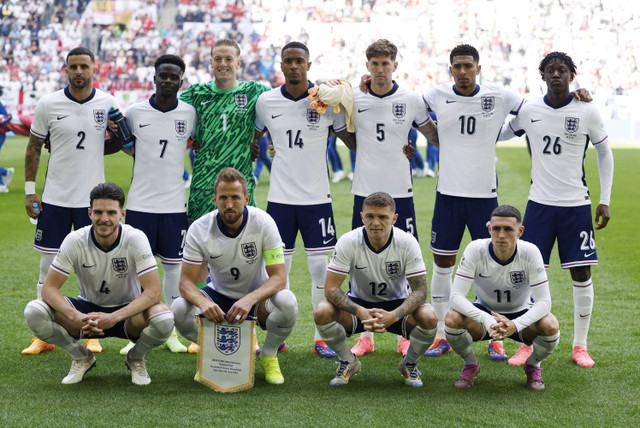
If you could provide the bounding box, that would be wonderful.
[357,108,369,113]
[478,273,490,278]
[271,114,283,119]
[139,123,151,128]
[530,119,542,123]
[322,238,334,245]
[445,100,456,104]
[82,263,95,268]
[57,115,69,120]
[579,314,590,318]
[584,252,596,257]
[171,295,181,300]
[355,265,367,270]
[200,100,213,105]
[209,255,223,259]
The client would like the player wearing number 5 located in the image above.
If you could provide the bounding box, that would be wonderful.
[23,47,120,356]
[500,52,613,368]
[254,41,353,357]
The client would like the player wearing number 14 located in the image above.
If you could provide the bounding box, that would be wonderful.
[500,52,614,367]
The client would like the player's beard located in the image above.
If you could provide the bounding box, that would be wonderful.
[220,210,243,226]
[70,76,92,91]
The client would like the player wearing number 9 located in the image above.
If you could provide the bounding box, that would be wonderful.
[173,168,298,384]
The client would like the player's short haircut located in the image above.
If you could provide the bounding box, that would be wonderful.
[450,44,479,63]
[90,182,125,208]
[214,167,248,195]
[366,39,398,61]
[154,54,185,73]
[490,205,522,223]
[281,41,309,57]
[211,38,241,57]
[539,51,577,80]
[363,192,396,212]
[66,46,95,64]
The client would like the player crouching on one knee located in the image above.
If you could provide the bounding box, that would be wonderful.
[444,205,560,391]
[24,182,174,385]
[171,167,297,385]
[314,192,438,387]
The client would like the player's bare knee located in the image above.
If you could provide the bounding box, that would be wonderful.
[444,309,464,329]
[145,302,171,317]
[433,254,456,268]
[570,266,591,282]
[537,313,559,336]
[414,305,438,329]
[313,300,336,325]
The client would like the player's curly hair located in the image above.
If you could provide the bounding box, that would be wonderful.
[282,41,309,57]
[90,182,125,208]
[211,38,241,57]
[214,167,248,195]
[366,39,398,61]
[490,205,522,223]
[155,54,185,73]
[363,192,396,212]
[450,44,479,63]
[66,46,95,64]
[539,51,577,79]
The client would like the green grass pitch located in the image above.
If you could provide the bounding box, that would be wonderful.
[0,136,638,426]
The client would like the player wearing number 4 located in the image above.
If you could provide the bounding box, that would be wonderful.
[24,183,174,385]
[446,205,559,390]
[500,52,613,368]
[117,54,197,355]
[254,41,354,358]
[172,168,298,384]
[23,47,121,356]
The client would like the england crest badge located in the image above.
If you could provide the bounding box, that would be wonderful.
[215,325,240,355]
[510,270,526,284]
[112,257,128,274]
[392,103,406,118]
[241,242,257,259]
[235,94,248,108]
[386,261,401,276]
[175,120,186,135]
[93,109,106,124]
[307,109,320,124]
[565,117,580,133]
[481,96,495,112]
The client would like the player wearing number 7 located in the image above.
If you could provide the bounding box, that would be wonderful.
[254,41,354,358]
[500,52,613,368]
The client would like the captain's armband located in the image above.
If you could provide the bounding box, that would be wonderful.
[263,247,284,266]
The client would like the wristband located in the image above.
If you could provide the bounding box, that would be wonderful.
[122,141,134,148]
[25,181,36,195]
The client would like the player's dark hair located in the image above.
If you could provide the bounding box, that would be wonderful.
[214,167,248,195]
[366,39,398,61]
[490,205,522,223]
[281,41,309,57]
[66,46,95,64]
[450,44,479,63]
[155,54,185,73]
[90,182,125,208]
[363,192,396,212]
[211,38,241,57]
[539,51,577,79]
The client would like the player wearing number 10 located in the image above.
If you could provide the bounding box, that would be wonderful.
[500,52,614,368]
[179,39,270,222]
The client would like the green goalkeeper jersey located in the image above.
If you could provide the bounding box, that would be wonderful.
[180,80,270,220]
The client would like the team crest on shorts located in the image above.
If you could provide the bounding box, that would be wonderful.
[481,97,495,112]
[307,109,320,124]
[392,103,406,118]
[235,94,248,108]
[241,242,257,259]
[510,270,526,284]
[565,117,580,133]
[215,325,240,355]
[175,120,187,135]
[386,261,402,276]
[35,229,43,241]
[112,257,129,274]
[93,109,106,124]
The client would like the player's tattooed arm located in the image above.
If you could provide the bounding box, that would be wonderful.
[335,129,356,152]
[394,275,428,320]
[417,120,439,148]
[25,133,46,217]
[327,288,360,315]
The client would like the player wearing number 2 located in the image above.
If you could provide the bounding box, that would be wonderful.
[500,52,613,368]
[254,41,353,358]
[23,47,119,355]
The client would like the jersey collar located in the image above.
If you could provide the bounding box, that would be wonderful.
[64,86,97,104]
[217,207,249,238]
[543,93,574,109]
[363,227,393,254]
[149,94,179,112]
[452,84,480,97]
[90,224,122,253]
[280,81,314,101]
[210,80,239,93]
[368,81,399,98]
[488,241,517,266]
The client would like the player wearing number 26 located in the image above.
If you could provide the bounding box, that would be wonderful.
[500,52,614,368]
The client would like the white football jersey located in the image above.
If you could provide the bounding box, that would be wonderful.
[505,95,609,207]
[30,87,118,207]
[328,226,426,302]
[423,84,524,198]
[182,206,285,300]
[125,96,197,213]
[50,224,158,307]
[255,83,346,205]
[351,83,430,198]
[455,238,548,313]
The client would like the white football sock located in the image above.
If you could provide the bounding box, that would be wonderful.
[316,321,354,362]
[405,326,437,364]
[36,253,56,299]
[307,252,329,341]
[129,311,174,360]
[573,279,593,348]
[161,262,182,308]
[445,326,477,366]
[262,289,298,357]
[431,263,454,339]
[526,332,560,367]
[283,252,293,289]
[170,297,199,343]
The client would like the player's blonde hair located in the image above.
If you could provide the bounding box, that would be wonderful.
[366,39,398,61]
[211,38,241,57]
[214,167,248,195]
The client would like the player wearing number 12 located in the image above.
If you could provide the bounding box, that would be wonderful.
[500,52,614,368]
[254,42,353,357]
